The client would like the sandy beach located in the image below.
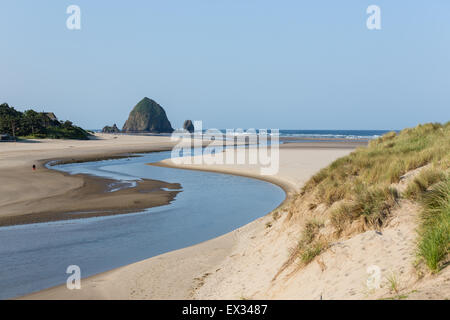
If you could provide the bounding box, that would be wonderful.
[3,1,449,307]
[8,135,448,300]
[17,137,360,299]
[0,134,202,226]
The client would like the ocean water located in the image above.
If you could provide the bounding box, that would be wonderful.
[214,129,391,139]
[276,129,393,139]
[0,151,285,299]
[95,129,393,140]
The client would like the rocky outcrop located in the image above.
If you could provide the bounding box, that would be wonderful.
[183,120,194,133]
[102,124,120,133]
[122,97,174,133]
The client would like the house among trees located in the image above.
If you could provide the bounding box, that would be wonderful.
[0,103,90,139]
[42,112,58,121]
[40,112,59,127]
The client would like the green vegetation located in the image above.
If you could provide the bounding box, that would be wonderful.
[331,185,399,232]
[301,122,449,233]
[294,219,328,264]
[300,242,326,264]
[293,123,449,270]
[122,97,174,133]
[0,103,90,140]
[417,178,450,272]
[386,272,400,294]
[404,168,446,200]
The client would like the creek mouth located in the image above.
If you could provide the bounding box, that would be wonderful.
[0,150,285,300]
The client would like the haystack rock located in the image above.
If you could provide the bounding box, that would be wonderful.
[183,120,194,133]
[102,124,120,133]
[122,97,174,133]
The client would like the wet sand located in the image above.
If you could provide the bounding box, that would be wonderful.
[21,140,360,299]
[0,134,182,226]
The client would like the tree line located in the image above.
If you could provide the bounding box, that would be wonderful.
[0,103,90,139]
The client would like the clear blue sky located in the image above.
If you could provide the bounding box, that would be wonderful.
[1,1,449,130]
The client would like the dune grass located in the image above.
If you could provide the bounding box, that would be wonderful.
[291,122,449,269]
[404,168,446,200]
[417,178,450,272]
[293,219,328,264]
[386,272,400,294]
[301,122,449,232]
[331,185,399,233]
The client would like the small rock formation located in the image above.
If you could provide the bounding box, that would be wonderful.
[183,120,194,133]
[102,124,120,133]
[122,97,174,133]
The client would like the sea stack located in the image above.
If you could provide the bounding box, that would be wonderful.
[102,124,120,133]
[122,97,174,133]
[183,120,194,133]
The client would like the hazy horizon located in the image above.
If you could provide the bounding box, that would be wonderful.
[1,1,449,130]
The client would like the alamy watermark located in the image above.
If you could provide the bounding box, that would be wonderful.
[66,5,81,30]
[367,5,381,30]
[65,5,381,31]
[66,265,81,290]
[170,121,280,176]
[366,265,382,290]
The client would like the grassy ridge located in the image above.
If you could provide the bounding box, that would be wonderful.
[302,123,449,228]
[20,126,90,140]
[418,178,450,272]
[292,122,449,271]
